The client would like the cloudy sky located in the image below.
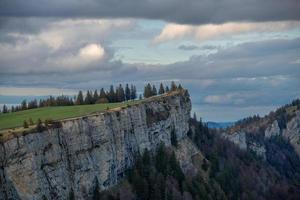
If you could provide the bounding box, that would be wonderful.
[0,0,300,121]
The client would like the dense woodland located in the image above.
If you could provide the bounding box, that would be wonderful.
[94,113,300,200]
[1,81,181,114]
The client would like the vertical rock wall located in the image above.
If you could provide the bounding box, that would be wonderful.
[0,91,191,200]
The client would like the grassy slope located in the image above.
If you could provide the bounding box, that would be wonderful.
[0,101,138,130]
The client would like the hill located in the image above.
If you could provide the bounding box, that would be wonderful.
[206,121,234,129]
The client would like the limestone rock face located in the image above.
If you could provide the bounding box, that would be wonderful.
[248,142,266,160]
[265,120,280,139]
[283,111,300,156]
[221,111,300,159]
[0,91,191,200]
[222,131,247,150]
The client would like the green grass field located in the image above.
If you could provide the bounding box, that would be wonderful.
[0,101,138,130]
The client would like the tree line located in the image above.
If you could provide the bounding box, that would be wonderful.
[1,81,182,114]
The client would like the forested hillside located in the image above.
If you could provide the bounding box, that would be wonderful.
[97,102,300,200]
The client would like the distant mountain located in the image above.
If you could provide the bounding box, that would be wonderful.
[206,121,234,129]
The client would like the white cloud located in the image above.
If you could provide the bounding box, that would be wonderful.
[204,92,260,105]
[50,43,105,69]
[154,21,300,44]
[153,24,192,44]
[79,44,105,60]
[0,18,134,74]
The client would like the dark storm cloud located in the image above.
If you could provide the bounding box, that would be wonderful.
[1,0,300,24]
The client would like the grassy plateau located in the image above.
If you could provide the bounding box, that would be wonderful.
[0,101,138,130]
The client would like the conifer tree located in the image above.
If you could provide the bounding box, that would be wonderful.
[2,104,8,113]
[152,85,157,96]
[117,84,125,102]
[130,85,137,100]
[108,85,116,103]
[21,100,27,110]
[178,84,183,90]
[97,88,109,103]
[144,83,152,98]
[165,86,170,92]
[159,83,165,95]
[171,81,177,91]
[93,90,99,104]
[76,91,84,105]
[125,84,131,101]
[193,112,197,121]
[85,90,93,104]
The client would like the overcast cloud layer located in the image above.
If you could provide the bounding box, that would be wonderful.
[0,1,300,121]
[1,0,300,24]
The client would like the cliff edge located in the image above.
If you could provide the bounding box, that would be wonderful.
[0,90,193,200]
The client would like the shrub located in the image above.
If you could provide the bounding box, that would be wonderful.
[23,120,29,128]
[28,118,34,125]
[36,118,44,132]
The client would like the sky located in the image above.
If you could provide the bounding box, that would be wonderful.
[0,0,300,121]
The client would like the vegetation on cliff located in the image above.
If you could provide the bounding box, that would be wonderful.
[96,115,300,200]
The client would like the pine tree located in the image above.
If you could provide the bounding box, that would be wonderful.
[117,84,125,102]
[130,85,137,100]
[193,112,197,121]
[171,81,177,91]
[93,90,99,104]
[165,86,170,92]
[108,85,116,103]
[21,100,27,110]
[2,104,8,113]
[159,83,165,95]
[155,144,168,176]
[76,91,84,105]
[169,152,184,186]
[178,84,183,90]
[152,85,157,96]
[125,84,131,101]
[85,91,93,104]
[144,83,152,98]
[97,88,109,103]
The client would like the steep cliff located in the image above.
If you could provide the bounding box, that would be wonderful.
[221,105,300,160]
[0,90,193,200]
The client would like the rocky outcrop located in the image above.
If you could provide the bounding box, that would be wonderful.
[265,120,280,139]
[283,111,300,156]
[248,142,266,160]
[222,111,300,159]
[222,131,247,150]
[0,90,193,200]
